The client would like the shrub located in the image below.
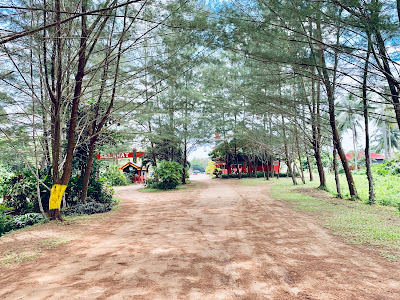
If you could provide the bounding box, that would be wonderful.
[153,160,183,190]
[371,160,400,176]
[2,170,52,214]
[11,213,44,229]
[102,166,130,186]
[62,199,113,216]
[65,175,113,206]
[0,207,44,236]
[0,205,13,236]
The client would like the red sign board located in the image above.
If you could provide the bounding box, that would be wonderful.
[96,150,145,160]
[96,152,133,160]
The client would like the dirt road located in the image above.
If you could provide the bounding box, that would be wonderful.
[0,176,399,299]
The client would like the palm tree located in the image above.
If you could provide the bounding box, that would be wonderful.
[337,94,363,170]
[374,103,398,159]
[372,127,400,155]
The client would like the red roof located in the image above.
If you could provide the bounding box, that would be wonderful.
[342,151,385,160]
[119,162,141,170]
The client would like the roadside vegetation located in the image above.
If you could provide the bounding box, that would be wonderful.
[233,174,400,260]
[2,0,400,256]
[270,178,400,260]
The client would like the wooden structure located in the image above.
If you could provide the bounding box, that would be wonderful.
[96,149,147,183]
[119,162,147,183]
[215,154,280,175]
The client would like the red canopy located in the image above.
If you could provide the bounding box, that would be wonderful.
[342,151,385,160]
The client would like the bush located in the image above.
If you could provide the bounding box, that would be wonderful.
[66,175,113,206]
[0,206,44,236]
[371,160,400,176]
[62,199,113,216]
[102,166,130,186]
[2,170,52,214]
[11,213,44,229]
[0,205,13,236]
[153,160,183,190]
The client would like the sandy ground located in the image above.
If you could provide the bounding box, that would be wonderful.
[0,175,399,299]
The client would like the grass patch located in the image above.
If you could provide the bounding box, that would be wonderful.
[0,251,38,266]
[271,178,400,260]
[37,237,71,250]
[325,173,400,207]
[239,177,270,186]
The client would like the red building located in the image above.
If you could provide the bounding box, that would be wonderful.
[215,156,280,175]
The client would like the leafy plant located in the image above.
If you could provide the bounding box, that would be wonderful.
[152,160,183,190]
[2,170,52,214]
[62,199,114,216]
[65,175,113,206]
[11,213,44,229]
[0,205,13,236]
[102,166,130,186]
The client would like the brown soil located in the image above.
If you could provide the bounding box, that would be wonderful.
[0,175,399,299]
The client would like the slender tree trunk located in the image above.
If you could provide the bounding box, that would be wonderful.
[182,137,187,184]
[306,150,313,181]
[282,116,297,185]
[270,155,274,179]
[397,0,400,24]
[363,37,375,204]
[295,125,305,184]
[374,30,400,131]
[311,78,326,188]
[388,126,392,159]
[80,4,127,202]
[383,123,388,159]
[352,126,358,171]
[332,145,342,198]
[316,19,357,198]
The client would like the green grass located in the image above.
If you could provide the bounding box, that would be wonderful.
[0,251,38,266]
[325,173,400,207]
[37,237,71,250]
[270,178,400,260]
[239,177,271,186]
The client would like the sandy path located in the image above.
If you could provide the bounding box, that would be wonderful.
[0,176,399,299]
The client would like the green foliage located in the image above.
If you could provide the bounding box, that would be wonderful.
[152,160,183,190]
[271,179,400,259]
[2,170,52,214]
[0,205,13,236]
[190,157,208,172]
[62,199,113,216]
[371,160,400,176]
[1,170,113,216]
[102,166,130,186]
[66,175,113,206]
[0,206,44,236]
[326,172,400,207]
[11,213,44,229]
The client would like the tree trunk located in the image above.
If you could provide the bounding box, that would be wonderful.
[182,137,187,184]
[373,30,400,131]
[308,68,326,188]
[282,116,297,185]
[332,145,342,198]
[295,125,305,184]
[363,36,375,204]
[352,126,358,171]
[316,19,357,198]
[270,155,274,179]
[306,151,313,181]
